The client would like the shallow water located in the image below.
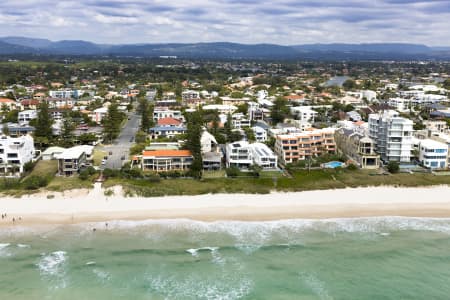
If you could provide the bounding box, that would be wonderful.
[1,217,450,299]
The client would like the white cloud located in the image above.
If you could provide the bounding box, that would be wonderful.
[0,0,447,45]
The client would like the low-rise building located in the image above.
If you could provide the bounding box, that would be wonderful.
[0,134,36,177]
[275,128,336,164]
[226,141,277,169]
[252,125,268,142]
[148,126,187,140]
[138,150,193,172]
[231,113,251,129]
[418,139,448,169]
[56,145,94,176]
[290,106,317,122]
[335,128,380,169]
[153,108,183,121]
[18,110,37,124]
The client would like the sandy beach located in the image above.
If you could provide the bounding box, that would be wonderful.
[1,184,450,226]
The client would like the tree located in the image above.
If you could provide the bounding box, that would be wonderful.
[185,111,203,179]
[102,102,124,143]
[62,115,75,141]
[2,124,9,135]
[35,101,53,140]
[343,79,357,90]
[387,161,400,173]
[271,98,290,125]
[138,98,151,131]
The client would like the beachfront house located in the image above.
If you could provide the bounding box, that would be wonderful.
[56,145,94,176]
[226,141,277,169]
[0,134,36,177]
[418,139,448,169]
[134,150,193,172]
[335,128,380,169]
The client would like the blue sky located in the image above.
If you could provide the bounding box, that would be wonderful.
[0,0,449,45]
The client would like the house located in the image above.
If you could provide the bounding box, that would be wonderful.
[220,96,252,106]
[136,150,193,172]
[91,107,108,124]
[56,145,93,176]
[418,139,448,169]
[231,113,251,129]
[346,111,362,122]
[0,134,36,177]
[335,128,380,169]
[153,108,183,121]
[182,90,200,100]
[0,98,19,111]
[368,110,413,163]
[157,117,183,127]
[148,126,187,140]
[201,130,218,153]
[5,123,35,137]
[42,146,66,160]
[20,99,40,110]
[49,90,74,99]
[274,128,336,164]
[226,141,277,169]
[252,125,268,142]
[203,104,237,115]
[422,120,448,133]
[18,110,37,124]
[46,97,74,109]
[290,106,317,122]
[201,130,222,170]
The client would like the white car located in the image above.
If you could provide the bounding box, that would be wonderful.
[101,159,106,165]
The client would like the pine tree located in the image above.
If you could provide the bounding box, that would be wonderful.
[103,102,123,143]
[185,111,203,179]
[35,101,53,139]
[138,98,151,131]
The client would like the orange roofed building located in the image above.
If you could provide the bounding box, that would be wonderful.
[133,149,193,172]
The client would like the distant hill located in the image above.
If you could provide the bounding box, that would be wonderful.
[0,37,449,60]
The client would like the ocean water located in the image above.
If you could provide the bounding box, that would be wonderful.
[1,217,450,299]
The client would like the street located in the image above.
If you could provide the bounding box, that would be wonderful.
[101,111,141,169]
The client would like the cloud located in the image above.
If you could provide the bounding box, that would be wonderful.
[0,0,447,45]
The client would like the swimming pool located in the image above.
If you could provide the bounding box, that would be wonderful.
[322,161,346,168]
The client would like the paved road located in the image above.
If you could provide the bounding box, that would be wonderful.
[101,111,141,169]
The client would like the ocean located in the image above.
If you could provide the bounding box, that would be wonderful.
[1,217,450,299]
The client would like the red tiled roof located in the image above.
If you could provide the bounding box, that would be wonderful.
[0,98,15,103]
[283,95,303,100]
[142,150,192,157]
[157,117,182,126]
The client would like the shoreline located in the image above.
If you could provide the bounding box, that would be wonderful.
[0,185,450,227]
[1,185,450,227]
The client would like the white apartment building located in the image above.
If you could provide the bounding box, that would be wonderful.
[226,141,277,169]
[0,134,36,177]
[18,110,37,124]
[49,90,74,99]
[368,110,414,163]
[388,98,412,112]
[290,106,318,122]
[422,120,448,133]
[252,126,268,142]
[153,108,183,121]
[418,139,448,169]
[231,113,251,129]
[182,90,200,100]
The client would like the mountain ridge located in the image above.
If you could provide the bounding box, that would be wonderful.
[0,37,449,60]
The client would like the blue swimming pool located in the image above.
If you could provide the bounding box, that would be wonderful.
[323,161,345,168]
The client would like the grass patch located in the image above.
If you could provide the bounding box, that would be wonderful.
[46,176,94,192]
[25,160,58,178]
[103,168,450,197]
